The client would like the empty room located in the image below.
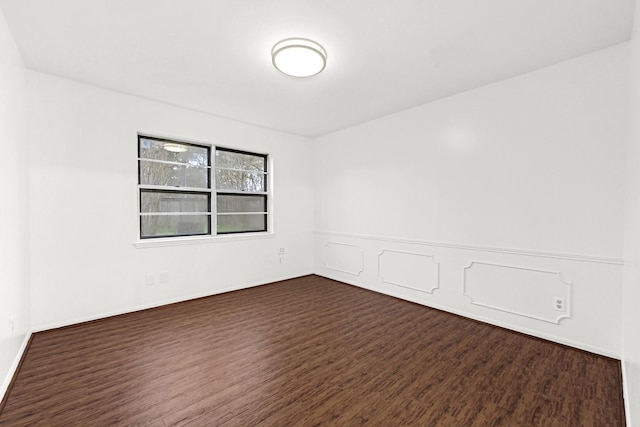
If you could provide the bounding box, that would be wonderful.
[1,0,639,425]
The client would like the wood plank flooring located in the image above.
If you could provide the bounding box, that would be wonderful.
[0,275,625,426]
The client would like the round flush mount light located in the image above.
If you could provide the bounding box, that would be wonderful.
[272,38,327,77]
[163,142,187,153]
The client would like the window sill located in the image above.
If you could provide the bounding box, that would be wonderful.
[133,232,275,249]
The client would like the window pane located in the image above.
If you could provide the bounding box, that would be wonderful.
[141,214,210,238]
[141,191,209,213]
[215,150,265,172]
[140,160,209,188]
[216,169,265,192]
[217,214,267,234]
[217,195,266,213]
[139,137,209,166]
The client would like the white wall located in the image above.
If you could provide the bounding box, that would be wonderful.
[27,72,314,330]
[0,9,30,402]
[313,45,629,357]
[623,2,640,425]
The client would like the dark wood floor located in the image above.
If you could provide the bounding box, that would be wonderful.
[0,275,625,426]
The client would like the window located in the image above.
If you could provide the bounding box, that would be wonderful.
[215,148,268,234]
[138,136,268,239]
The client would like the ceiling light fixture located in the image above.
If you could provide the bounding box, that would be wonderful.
[163,142,187,153]
[272,38,327,77]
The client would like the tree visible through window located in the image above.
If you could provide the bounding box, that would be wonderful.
[138,136,268,239]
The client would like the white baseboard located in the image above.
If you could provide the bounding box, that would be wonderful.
[316,272,620,359]
[1,332,32,406]
[32,273,311,333]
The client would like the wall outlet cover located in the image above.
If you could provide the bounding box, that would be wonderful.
[158,272,169,284]
[553,297,566,312]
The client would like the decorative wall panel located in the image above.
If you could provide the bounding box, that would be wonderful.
[463,261,571,324]
[378,250,439,293]
[323,242,364,276]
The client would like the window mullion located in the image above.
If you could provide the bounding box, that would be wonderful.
[138,158,212,168]
[140,212,212,216]
[211,149,217,236]
[140,184,213,193]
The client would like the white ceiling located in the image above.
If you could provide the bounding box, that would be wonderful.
[0,0,635,137]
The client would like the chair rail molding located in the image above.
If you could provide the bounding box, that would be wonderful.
[463,261,572,324]
[377,249,440,293]
[314,231,623,265]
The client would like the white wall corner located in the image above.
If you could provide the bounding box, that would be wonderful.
[0,332,31,407]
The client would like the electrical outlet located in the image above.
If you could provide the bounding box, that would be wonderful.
[278,256,285,264]
[158,272,169,284]
[278,247,286,255]
[553,297,566,312]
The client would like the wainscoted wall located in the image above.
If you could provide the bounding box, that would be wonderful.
[314,232,623,357]
[312,45,628,359]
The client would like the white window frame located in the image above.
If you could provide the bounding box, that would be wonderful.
[135,134,271,247]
